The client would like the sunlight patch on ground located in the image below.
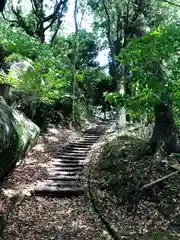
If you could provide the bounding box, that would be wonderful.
[46,136,59,142]
[32,143,46,152]
[47,128,60,135]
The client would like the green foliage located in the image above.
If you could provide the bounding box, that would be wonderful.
[0,22,108,123]
[106,24,180,120]
[87,0,180,122]
[119,24,180,65]
[54,29,100,68]
[0,24,71,99]
[5,53,28,63]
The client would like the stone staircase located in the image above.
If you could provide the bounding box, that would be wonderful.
[32,122,108,198]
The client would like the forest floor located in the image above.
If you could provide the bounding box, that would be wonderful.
[1,123,180,240]
[89,125,180,240]
[0,124,108,240]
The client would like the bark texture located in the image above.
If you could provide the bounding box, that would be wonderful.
[150,96,180,154]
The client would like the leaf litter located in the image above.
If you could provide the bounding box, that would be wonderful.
[0,125,105,240]
[87,125,180,240]
[1,123,180,240]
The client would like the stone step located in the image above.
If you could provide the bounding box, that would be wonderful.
[42,180,82,187]
[52,158,84,162]
[66,146,90,151]
[64,148,88,153]
[85,131,104,135]
[57,155,85,160]
[82,136,99,140]
[33,187,84,197]
[74,141,91,145]
[79,139,98,143]
[49,167,83,172]
[68,140,91,146]
[83,136,100,139]
[75,142,94,146]
[84,129,102,134]
[48,175,84,181]
[32,124,106,198]
[62,151,87,156]
[59,152,86,156]
[52,160,84,165]
[80,138,98,141]
[50,162,84,167]
[82,140,98,143]
[84,135,101,138]
[48,170,83,176]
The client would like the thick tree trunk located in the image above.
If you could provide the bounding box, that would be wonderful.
[150,96,180,154]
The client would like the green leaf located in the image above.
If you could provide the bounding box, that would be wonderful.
[75,74,84,81]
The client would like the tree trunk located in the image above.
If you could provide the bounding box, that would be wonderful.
[124,64,132,122]
[36,22,45,43]
[150,95,180,154]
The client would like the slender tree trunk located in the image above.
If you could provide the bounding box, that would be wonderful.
[71,0,78,124]
[150,95,180,154]
[38,22,45,43]
[102,0,120,91]
[50,17,62,44]
[124,64,132,122]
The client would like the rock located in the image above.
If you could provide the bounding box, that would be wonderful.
[7,60,34,79]
[9,60,34,72]
[0,44,10,69]
[0,83,62,129]
[0,99,40,179]
[0,83,24,106]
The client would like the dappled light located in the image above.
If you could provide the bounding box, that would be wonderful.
[0,0,180,239]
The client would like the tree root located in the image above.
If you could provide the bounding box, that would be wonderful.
[87,170,122,240]
[140,170,179,191]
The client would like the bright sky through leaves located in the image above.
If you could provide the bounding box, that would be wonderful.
[62,0,109,68]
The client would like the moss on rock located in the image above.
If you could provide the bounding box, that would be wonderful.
[0,99,40,179]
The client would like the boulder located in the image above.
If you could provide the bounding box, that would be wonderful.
[0,83,24,106]
[0,44,10,69]
[0,99,40,179]
[0,83,63,130]
[7,60,34,79]
[9,60,34,72]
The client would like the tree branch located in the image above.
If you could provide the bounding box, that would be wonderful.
[50,1,67,43]
[162,0,180,8]
[1,12,18,24]
[0,0,18,24]
[30,0,43,35]
[11,6,34,36]
[44,16,57,31]
[140,170,179,191]
[44,0,66,22]
[50,18,62,43]
[30,0,42,22]
[124,0,131,46]
[45,0,67,35]
[74,0,78,32]
[30,0,37,15]
[102,0,115,60]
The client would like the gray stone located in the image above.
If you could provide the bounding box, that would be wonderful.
[0,100,40,179]
[7,60,34,80]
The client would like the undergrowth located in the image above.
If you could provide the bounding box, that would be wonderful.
[92,126,180,239]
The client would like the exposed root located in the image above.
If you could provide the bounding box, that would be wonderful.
[87,170,122,240]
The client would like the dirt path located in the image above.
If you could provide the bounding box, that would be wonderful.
[0,124,108,240]
[33,125,106,197]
